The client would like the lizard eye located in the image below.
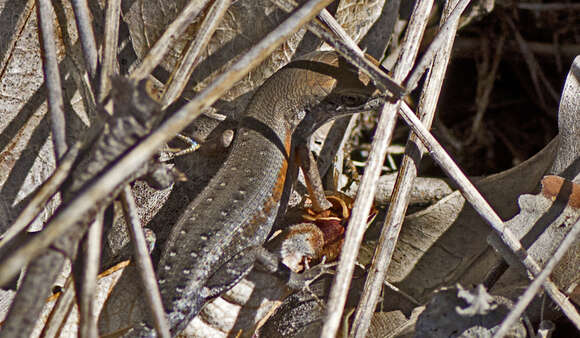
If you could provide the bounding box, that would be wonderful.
[341,95,363,106]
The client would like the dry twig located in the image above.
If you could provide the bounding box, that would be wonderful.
[37,0,67,160]
[75,215,103,338]
[120,187,171,338]
[469,32,506,142]
[70,0,98,78]
[162,0,232,108]
[404,0,472,92]
[350,0,461,335]
[503,15,560,116]
[99,0,121,100]
[317,0,434,334]
[129,0,212,81]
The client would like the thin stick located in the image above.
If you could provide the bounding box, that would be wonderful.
[494,217,580,338]
[404,0,471,93]
[77,215,103,338]
[71,0,98,78]
[0,142,81,249]
[41,262,132,337]
[162,0,232,108]
[317,10,362,56]
[397,102,580,328]
[322,102,398,338]
[318,0,434,335]
[120,186,171,338]
[0,0,335,289]
[130,0,212,81]
[350,0,460,334]
[37,0,67,160]
[99,0,121,101]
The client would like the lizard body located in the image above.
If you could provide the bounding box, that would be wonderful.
[131,51,378,336]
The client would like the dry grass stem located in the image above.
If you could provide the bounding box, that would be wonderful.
[504,15,560,115]
[469,32,506,141]
[129,0,212,81]
[404,0,472,92]
[317,9,362,55]
[70,0,98,78]
[350,0,462,335]
[323,102,397,338]
[76,215,103,338]
[99,0,121,101]
[41,278,76,338]
[273,0,404,97]
[0,0,35,79]
[121,186,171,338]
[37,0,67,160]
[162,0,232,108]
[454,38,580,58]
[318,0,436,335]
[516,3,580,11]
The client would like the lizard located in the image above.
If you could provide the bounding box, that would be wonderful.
[126,50,381,337]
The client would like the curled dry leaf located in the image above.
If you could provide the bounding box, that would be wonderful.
[304,191,376,264]
[381,138,557,303]
[267,191,376,272]
[489,175,580,307]
[487,55,580,312]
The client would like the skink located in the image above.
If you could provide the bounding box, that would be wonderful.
[133,51,378,336]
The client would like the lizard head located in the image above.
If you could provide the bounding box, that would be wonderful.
[287,51,383,140]
[242,51,383,145]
